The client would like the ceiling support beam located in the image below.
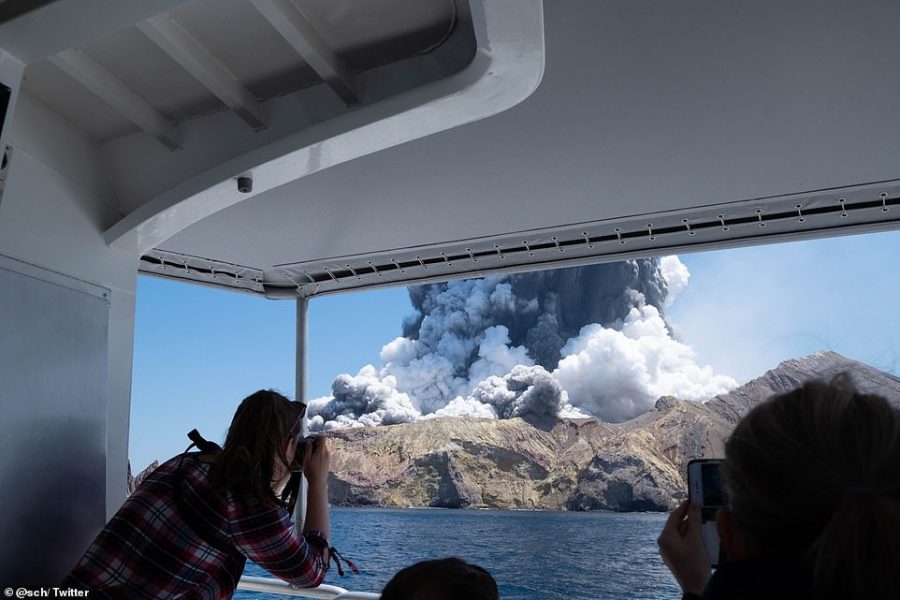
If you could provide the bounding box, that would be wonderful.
[138,16,266,131]
[105,0,545,253]
[0,0,195,64]
[50,49,182,150]
[250,0,359,105]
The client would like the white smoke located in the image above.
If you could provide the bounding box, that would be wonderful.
[431,396,497,419]
[660,255,689,307]
[553,305,737,421]
[308,256,736,429]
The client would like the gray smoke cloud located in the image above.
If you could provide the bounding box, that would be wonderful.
[403,259,669,370]
[307,257,735,430]
[465,364,585,420]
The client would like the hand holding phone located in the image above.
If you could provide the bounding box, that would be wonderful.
[687,459,727,568]
[657,500,711,595]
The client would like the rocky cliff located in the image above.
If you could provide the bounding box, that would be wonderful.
[705,350,900,424]
[327,396,731,511]
[327,351,900,511]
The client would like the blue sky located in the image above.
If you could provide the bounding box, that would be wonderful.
[129,279,412,472]
[668,230,900,381]
[128,229,900,472]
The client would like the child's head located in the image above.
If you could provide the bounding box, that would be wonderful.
[381,557,499,600]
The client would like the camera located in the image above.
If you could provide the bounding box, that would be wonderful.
[289,435,319,472]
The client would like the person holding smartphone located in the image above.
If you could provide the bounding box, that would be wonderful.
[63,390,333,598]
[658,375,900,600]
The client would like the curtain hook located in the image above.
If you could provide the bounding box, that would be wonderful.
[493,244,505,259]
[551,236,564,252]
[323,267,340,284]
[755,209,766,228]
[391,259,405,274]
[300,270,318,294]
[615,227,624,245]
[795,203,806,223]
[647,223,655,241]
[346,264,361,280]
[682,218,695,236]
[717,214,729,232]
[839,198,848,218]
[523,241,534,256]
[582,231,594,249]
[366,261,382,278]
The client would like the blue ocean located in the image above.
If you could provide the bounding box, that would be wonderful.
[237,508,680,600]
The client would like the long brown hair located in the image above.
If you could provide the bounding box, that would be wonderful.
[723,374,900,599]
[209,389,305,507]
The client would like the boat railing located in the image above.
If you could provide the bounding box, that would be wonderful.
[238,576,380,599]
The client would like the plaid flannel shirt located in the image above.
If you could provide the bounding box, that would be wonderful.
[63,454,328,599]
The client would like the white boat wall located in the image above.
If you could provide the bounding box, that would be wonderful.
[2,0,900,586]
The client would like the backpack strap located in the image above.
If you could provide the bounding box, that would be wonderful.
[172,430,243,561]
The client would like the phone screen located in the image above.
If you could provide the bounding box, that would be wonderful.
[688,459,727,568]
[701,462,725,508]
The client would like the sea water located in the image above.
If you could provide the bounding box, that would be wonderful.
[238,508,681,600]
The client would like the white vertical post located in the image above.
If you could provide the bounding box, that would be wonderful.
[293,297,309,530]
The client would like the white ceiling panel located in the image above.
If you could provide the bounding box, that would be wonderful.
[22,60,139,140]
[170,0,322,98]
[83,26,224,122]
[158,0,900,284]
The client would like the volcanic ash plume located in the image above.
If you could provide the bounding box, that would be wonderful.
[307,257,736,430]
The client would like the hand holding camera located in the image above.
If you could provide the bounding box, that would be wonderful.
[300,435,331,486]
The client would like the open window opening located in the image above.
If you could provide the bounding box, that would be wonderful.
[129,228,900,599]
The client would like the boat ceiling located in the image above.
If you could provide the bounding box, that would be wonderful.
[21,0,460,142]
[8,1,900,298]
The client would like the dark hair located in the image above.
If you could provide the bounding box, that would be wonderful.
[208,390,305,507]
[723,374,900,599]
[380,557,499,600]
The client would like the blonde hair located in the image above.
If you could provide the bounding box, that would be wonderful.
[723,374,900,599]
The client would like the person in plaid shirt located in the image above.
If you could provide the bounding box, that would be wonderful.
[63,390,332,599]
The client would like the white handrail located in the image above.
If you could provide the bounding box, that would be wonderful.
[238,576,380,599]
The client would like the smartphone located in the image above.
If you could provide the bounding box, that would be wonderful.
[687,458,727,568]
